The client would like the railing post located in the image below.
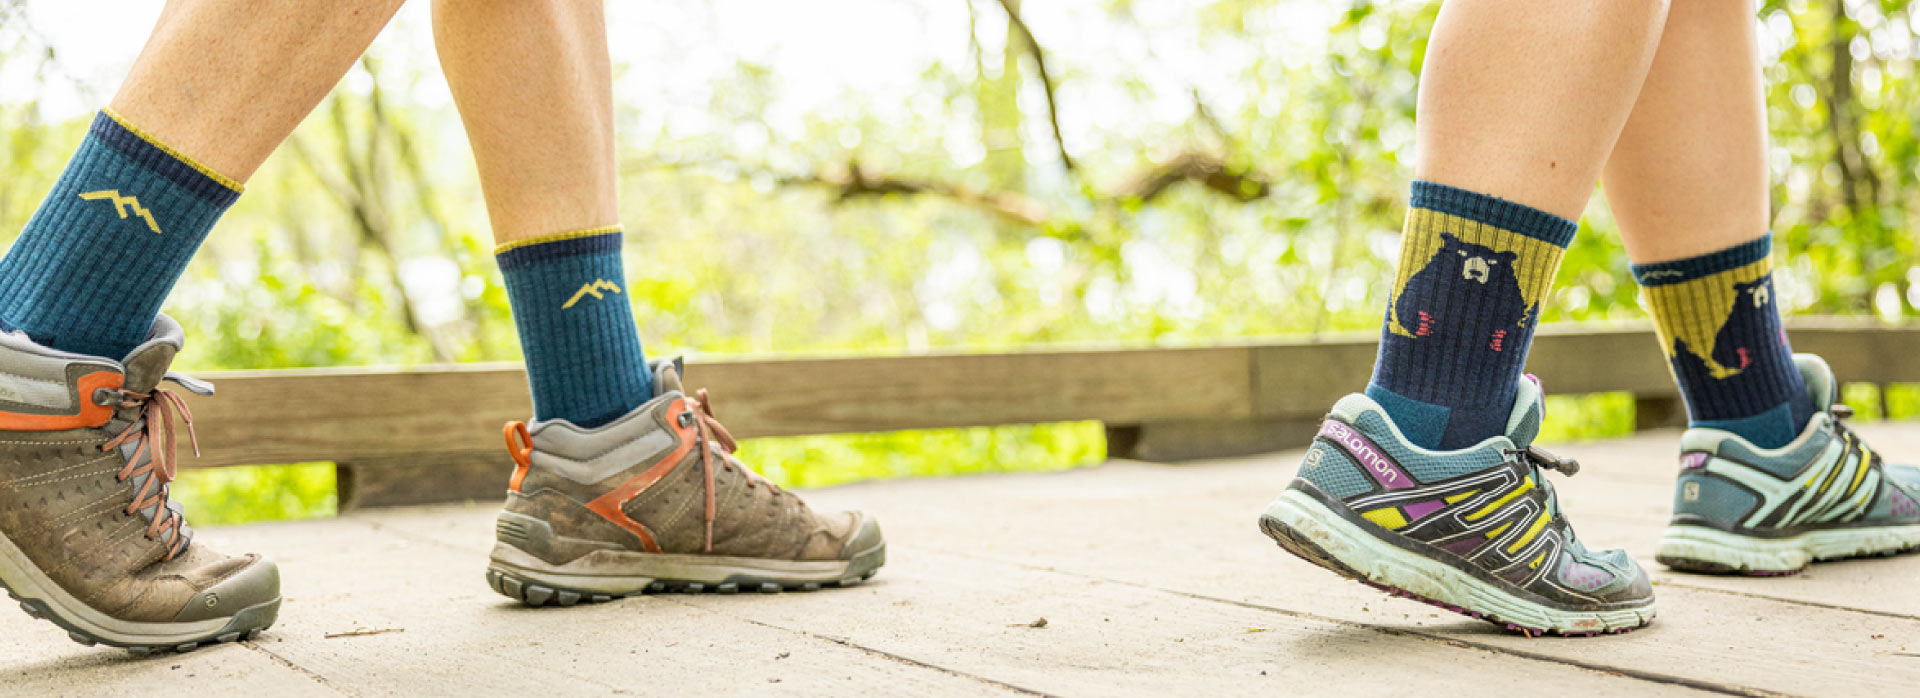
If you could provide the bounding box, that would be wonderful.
[335,458,510,512]
[1634,395,1687,432]
[1115,418,1320,463]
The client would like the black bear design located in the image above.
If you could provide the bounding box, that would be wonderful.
[1392,232,1532,354]
[1672,274,1781,381]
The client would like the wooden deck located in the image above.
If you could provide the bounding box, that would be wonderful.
[7,424,1919,697]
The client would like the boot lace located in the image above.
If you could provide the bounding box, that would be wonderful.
[687,388,785,552]
[98,388,199,561]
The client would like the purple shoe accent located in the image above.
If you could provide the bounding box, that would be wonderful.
[1439,537,1484,557]
[1888,486,1919,520]
[1498,563,1534,585]
[1555,555,1616,592]
[1319,420,1416,490]
[1402,499,1446,521]
[1679,452,1710,470]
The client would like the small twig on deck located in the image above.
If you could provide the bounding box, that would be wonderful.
[324,627,406,640]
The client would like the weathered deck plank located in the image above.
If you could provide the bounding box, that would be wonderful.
[7,423,1920,695]
[849,449,1918,696]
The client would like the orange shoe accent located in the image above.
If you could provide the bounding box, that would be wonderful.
[582,400,699,554]
[0,371,124,431]
[504,421,534,493]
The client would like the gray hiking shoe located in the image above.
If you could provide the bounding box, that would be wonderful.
[486,360,884,605]
[1259,375,1655,636]
[0,316,280,654]
[1656,354,1920,574]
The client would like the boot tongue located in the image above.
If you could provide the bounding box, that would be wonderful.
[117,315,188,395]
[1503,374,1547,451]
[651,358,686,396]
[120,341,179,395]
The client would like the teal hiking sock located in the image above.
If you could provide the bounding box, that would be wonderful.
[1633,235,1813,448]
[0,109,240,358]
[1368,181,1577,450]
[497,226,653,428]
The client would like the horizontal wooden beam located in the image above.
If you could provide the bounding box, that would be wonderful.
[171,320,1920,470]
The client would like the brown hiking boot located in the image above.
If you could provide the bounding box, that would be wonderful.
[0,316,279,653]
[486,360,884,604]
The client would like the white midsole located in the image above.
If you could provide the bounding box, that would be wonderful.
[0,530,233,644]
[1656,523,1920,572]
[1262,489,1652,634]
[488,543,869,594]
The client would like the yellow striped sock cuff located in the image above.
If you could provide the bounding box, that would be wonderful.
[99,108,243,197]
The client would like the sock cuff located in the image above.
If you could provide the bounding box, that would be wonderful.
[94,109,243,204]
[495,226,624,271]
[1410,180,1576,248]
[1629,235,1772,287]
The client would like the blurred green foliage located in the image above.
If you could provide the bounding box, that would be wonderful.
[6,1,1920,524]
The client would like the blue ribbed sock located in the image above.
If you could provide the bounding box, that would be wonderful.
[1633,235,1812,448]
[498,227,653,428]
[1368,181,1578,450]
[0,110,240,359]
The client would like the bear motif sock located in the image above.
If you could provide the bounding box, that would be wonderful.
[1367,180,1577,450]
[1631,235,1812,448]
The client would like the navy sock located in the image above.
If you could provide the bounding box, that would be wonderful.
[1368,181,1577,450]
[1633,235,1812,448]
[498,227,653,427]
[0,110,239,358]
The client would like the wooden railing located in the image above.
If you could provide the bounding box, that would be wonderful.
[174,319,1920,508]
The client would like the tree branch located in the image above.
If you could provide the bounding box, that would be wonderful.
[1114,152,1270,204]
[782,161,1050,225]
[994,0,1074,172]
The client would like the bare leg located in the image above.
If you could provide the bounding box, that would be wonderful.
[431,0,618,243]
[1604,2,1814,448]
[1291,2,1674,633]
[1602,0,1767,263]
[0,0,405,654]
[111,0,407,182]
[1417,0,1671,220]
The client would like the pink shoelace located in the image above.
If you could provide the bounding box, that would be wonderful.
[689,388,784,552]
[100,388,199,561]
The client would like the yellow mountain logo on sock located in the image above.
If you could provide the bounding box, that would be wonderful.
[78,190,162,234]
[562,279,623,309]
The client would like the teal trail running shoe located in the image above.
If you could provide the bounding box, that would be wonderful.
[1259,376,1656,637]
[1656,354,1920,575]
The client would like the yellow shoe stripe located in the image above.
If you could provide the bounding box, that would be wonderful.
[1506,511,1552,554]
[1466,477,1533,521]
[1811,444,1847,499]
[1847,445,1874,497]
[1362,507,1409,530]
[1444,490,1479,504]
[1483,520,1513,540]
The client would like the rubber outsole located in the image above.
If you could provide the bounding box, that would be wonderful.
[0,576,277,656]
[1655,522,1920,576]
[486,540,887,607]
[1260,490,1653,638]
[485,565,880,606]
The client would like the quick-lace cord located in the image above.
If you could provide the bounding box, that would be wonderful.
[100,388,199,560]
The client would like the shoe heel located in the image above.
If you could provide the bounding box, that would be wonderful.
[1655,525,1809,576]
